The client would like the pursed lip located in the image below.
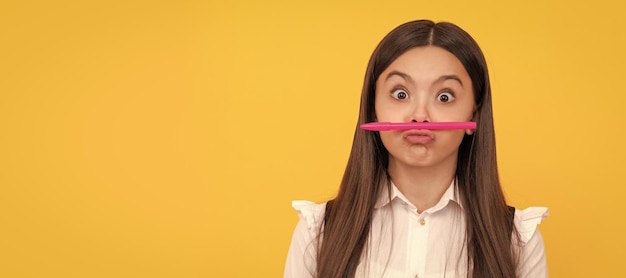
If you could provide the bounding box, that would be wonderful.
[402,130,435,144]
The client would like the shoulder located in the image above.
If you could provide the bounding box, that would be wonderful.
[513,206,549,244]
[292,200,328,234]
[284,201,327,277]
[513,207,549,277]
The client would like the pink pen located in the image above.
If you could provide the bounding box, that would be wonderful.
[360,122,476,131]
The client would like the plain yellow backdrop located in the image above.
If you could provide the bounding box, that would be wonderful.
[1,0,625,277]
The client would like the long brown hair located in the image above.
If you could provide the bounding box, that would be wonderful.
[316,20,518,278]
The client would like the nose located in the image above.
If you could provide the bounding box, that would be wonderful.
[409,101,430,123]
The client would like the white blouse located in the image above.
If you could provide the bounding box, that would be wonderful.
[284,182,548,278]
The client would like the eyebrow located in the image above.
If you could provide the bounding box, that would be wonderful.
[385,71,412,82]
[437,75,464,87]
[384,71,464,87]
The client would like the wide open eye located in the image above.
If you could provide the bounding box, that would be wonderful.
[391,88,408,100]
[437,91,455,103]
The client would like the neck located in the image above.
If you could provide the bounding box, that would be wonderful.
[388,156,457,213]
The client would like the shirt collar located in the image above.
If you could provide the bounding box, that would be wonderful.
[375,179,462,211]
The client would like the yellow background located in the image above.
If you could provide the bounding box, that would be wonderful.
[1,0,624,277]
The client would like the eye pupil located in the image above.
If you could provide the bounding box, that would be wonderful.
[439,94,449,102]
[398,91,407,99]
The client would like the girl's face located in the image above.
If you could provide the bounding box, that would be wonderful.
[374,46,475,169]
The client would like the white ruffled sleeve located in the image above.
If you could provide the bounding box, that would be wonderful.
[514,207,549,278]
[284,201,327,278]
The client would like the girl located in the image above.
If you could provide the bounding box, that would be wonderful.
[285,20,548,278]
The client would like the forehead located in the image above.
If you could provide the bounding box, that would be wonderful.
[379,46,471,83]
